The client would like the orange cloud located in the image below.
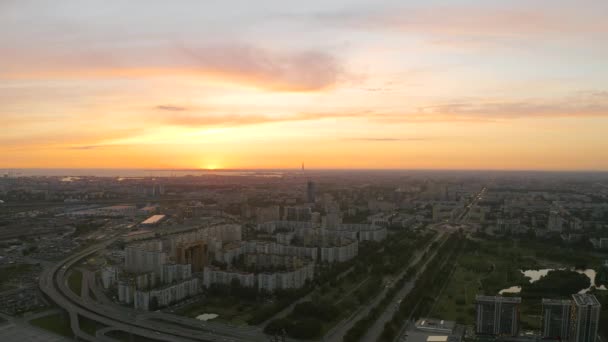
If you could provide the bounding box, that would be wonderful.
[158,109,371,127]
[0,44,345,92]
[150,91,608,129]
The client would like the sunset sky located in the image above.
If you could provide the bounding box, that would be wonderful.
[2,0,608,170]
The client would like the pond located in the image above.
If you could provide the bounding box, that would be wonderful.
[498,268,607,295]
[196,313,219,321]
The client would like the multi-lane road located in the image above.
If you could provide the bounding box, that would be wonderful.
[39,240,273,342]
[323,229,448,342]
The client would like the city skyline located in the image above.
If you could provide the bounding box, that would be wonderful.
[2,0,608,170]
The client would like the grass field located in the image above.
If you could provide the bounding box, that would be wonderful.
[430,237,603,329]
[178,267,376,330]
[29,312,73,337]
[177,296,258,325]
[267,230,437,339]
[79,315,107,336]
[67,269,83,297]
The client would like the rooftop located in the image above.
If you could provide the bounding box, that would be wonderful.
[416,318,456,334]
[542,298,572,306]
[475,295,522,304]
[572,293,601,307]
[141,214,166,225]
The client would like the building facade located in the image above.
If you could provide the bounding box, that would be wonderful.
[202,267,256,288]
[542,299,572,339]
[570,294,601,342]
[124,242,167,274]
[160,263,192,284]
[320,239,358,263]
[134,278,200,311]
[475,295,521,336]
[175,240,207,272]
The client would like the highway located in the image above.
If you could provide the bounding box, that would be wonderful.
[323,229,447,342]
[457,187,487,224]
[358,228,454,342]
[390,187,486,342]
[39,240,274,342]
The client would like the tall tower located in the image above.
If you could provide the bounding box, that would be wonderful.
[542,299,572,339]
[475,295,521,336]
[570,294,601,342]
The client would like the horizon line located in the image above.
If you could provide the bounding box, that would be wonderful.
[3,167,608,173]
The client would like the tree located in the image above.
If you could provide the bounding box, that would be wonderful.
[287,318,322,339]
[264,318,292,335]
[381,322,395,341]
[521,270,591,299]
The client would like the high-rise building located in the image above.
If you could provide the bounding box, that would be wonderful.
[175,241,207,273]
[283,206,312,221]
[256,205,281,223]
[307,181,316,203]
[475,295,521,336]
[124,242,167,274]
[542,299,572,339]
[570,294,601,342]
[548,210,564,232]
[160,263,192,284]
[322,212,343,229]
[101,266,118,289]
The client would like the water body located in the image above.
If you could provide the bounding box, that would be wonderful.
[498,268,607,295]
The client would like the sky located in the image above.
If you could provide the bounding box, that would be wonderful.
[2,0,608,170]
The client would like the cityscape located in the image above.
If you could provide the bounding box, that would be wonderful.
[2,0,608,342]
[2,170,608,341]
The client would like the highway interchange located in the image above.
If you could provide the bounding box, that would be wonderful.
[39,240,273,342]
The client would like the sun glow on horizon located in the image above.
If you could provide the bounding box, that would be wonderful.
[202,164,220,170]
[2,1,608,170]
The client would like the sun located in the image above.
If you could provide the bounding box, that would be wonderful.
[202,164,220,170]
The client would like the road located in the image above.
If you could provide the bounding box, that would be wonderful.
[323,229,447,342]
[260,253,366,327]
[40,239,276,342]
[457,187,487,224]
[37,210,468,341]
[389,189,484,342]
[357,228,454,342]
